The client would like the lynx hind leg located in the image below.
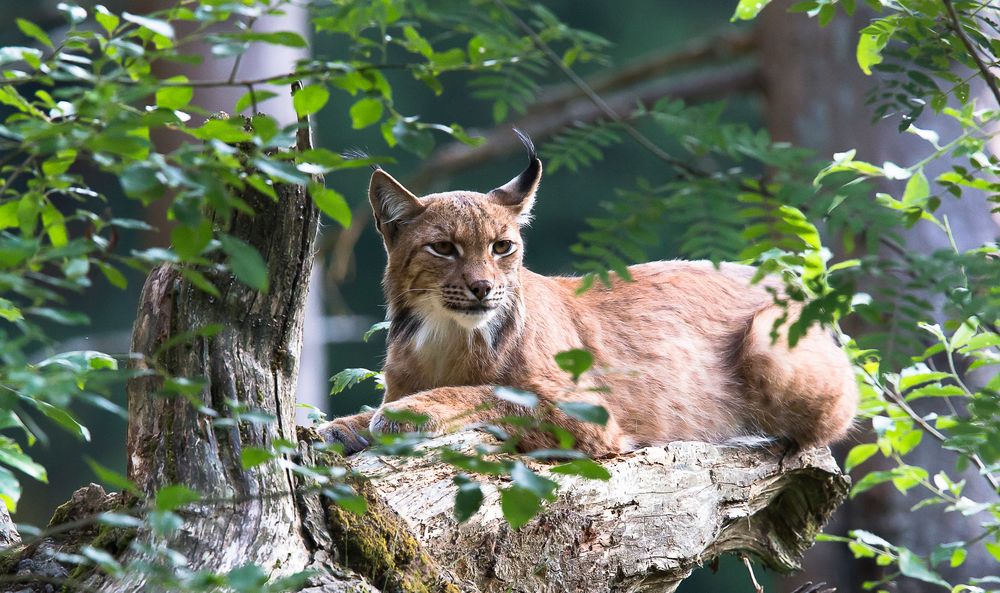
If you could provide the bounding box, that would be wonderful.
[737,305,858,448]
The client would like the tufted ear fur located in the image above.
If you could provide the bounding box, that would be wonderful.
[486,129,542,225]
[369,169,426,246]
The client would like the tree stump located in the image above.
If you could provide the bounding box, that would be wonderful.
[0,109,850,592]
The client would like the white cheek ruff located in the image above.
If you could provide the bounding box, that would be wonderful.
[408,296,505,360]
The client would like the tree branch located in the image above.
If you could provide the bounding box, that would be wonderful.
[943,0,1000,107]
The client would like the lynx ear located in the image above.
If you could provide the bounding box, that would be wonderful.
[369,169,425,245]
[487,129,542,225]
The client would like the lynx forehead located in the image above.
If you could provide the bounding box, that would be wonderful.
[319,130,858,458]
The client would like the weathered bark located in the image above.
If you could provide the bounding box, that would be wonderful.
[351,432,849,593]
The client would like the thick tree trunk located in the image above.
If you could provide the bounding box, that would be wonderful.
[113,116,350,589]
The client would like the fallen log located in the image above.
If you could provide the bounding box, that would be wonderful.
[352,432,848,593]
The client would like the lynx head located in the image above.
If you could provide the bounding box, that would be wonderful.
[370,131,542,337]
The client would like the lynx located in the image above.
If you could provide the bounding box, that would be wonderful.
[319,132,858,456]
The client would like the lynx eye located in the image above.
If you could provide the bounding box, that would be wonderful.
[492,240,515,256]
[426,241,457,258]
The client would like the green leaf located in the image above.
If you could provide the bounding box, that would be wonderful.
[31,399,90,441]
[557,401,609,426]
[293,84,330,117]
[554,349,593,381]
[454,475,484,522]
[850,470,895,497]
[985,542,1000,563]
[95,261,127,289]
[949,547,967,567]
[155,484,201,511]
[897,548,949,588]
[240,447,274,469]
[363,321,390,342]
[219,234,269,292]
[310,185,351,228]
[235,89,278,114]
[16,19,53,49]
[120,164,163,201]
[0,466,21,511]
[382,408,430,427]
[81,544,122,574]
[96,512,143,528]
[181,268,220,298]
[234,31,308,48]
[901,170,929,207]
[349,98,384,129]
[227,564,267,592]
[94,6,120,34]
[171,219,212,259]
[86,458,140,495]
[494,387,538,409]
[732,0,772,20]
[122,11,175,39]
[149,509,182,535]
[252,157,308,185]
[329,368,379,395]
[334,494,368,515]
[511,462,557,501]
[156,77,194,110]
[856,33,886,75]
[550,459,611,480]
[0,298,23,322]
[844,443,878,472]
[500,486,541,529]
[41,203,67,247]
[0,437,46,482]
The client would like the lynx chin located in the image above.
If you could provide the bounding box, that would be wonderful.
[319,131,859,456]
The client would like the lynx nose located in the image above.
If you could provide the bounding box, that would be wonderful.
[468,280,493,301]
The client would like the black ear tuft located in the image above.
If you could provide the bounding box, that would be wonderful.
[341,148,380,171]
[512,128,537,160]
[486,129,543,223]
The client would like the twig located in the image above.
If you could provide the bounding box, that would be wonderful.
[741,553,764,593]
[227,17,258,84]
[942,0,1000,107]
[882,379,999,491]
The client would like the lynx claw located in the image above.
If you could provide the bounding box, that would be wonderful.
[317,420,370,456]
[369,406,439,436]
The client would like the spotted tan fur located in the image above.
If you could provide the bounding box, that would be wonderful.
[318,135,858,456]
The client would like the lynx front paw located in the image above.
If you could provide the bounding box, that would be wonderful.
[317,418,370,456]
[368,405,442,435]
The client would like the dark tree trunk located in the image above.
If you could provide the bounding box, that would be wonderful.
[101,116,455,592]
